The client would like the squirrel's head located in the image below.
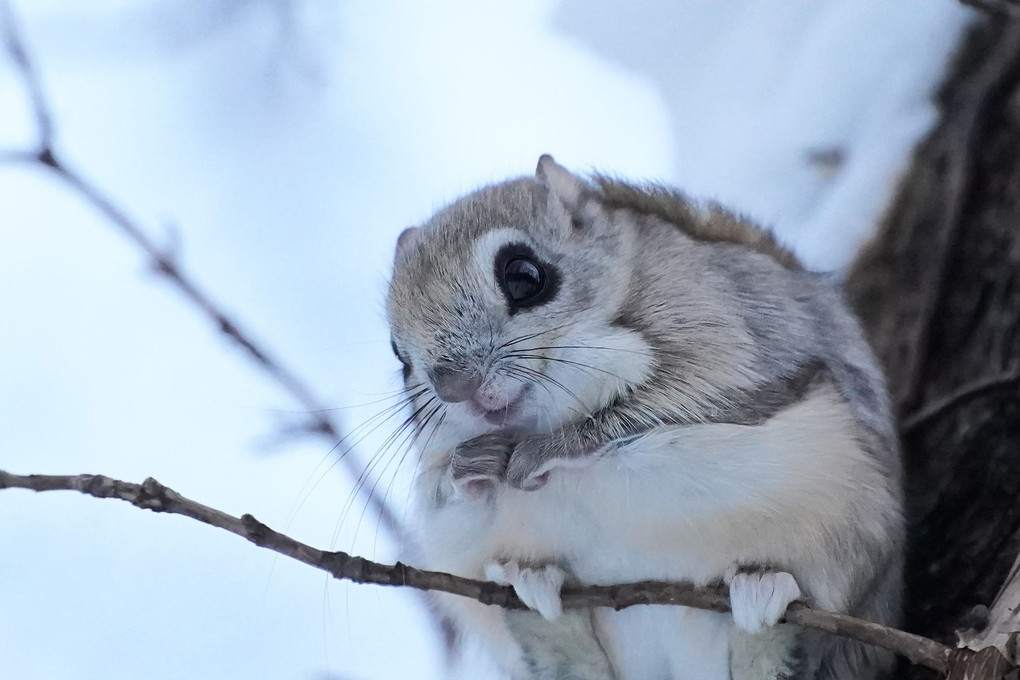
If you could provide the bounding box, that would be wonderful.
[386,155,652,437]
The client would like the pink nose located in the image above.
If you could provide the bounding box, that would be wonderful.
[427,363,482,403]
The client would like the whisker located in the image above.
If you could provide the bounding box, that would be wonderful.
[374,402,448,554]
[524,343,659,358]
[268,384,424,415]
[489,326,554,354]
[395,407,448,530]
[504,365,591,422]
[504,365,557,401]
[332,397,436,549]
[489,312,601,354]
[510,363,593,419]
[505,351,633,383]
[282,386,428,534]
[354,399,445,548]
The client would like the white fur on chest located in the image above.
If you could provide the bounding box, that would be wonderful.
[414,385,891,679]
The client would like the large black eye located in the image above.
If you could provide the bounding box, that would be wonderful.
[504,258,544,302]
[495,243,559,314]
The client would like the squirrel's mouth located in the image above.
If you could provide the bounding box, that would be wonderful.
[469,384,532,426]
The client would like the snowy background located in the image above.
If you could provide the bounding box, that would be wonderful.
[0,1,970,678]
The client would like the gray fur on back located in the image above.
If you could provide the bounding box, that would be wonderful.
[593,179,903,679]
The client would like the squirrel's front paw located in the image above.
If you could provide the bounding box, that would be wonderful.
[727,568,801,634]
[485,560,565,621]
[450,433,514,500]
[504,435,566,491]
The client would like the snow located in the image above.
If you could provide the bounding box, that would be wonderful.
[555,0,969,270]
[0,1,970,679]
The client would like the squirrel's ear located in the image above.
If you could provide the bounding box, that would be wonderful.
[395,226,419,263]
[536,154,599,234]
[536,154,587,212]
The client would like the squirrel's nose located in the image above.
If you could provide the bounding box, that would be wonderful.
[427,363,482,403]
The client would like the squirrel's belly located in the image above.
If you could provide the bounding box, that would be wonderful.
[594,605,731,680]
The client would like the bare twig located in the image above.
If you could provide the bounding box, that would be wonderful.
[0,0,401,541]
[0,469,957,674]
[0,0,53,149]
[0,148,37,164]
[902,370,1020,433]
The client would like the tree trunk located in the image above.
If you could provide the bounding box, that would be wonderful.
[845,14,1020,679]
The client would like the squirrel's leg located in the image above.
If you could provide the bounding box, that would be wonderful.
[727,566,804,680]
[487,560,618,680]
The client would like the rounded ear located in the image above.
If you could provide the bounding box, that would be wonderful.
[536,154,601,233]
[535,154,587,212]
[395,226,419,262]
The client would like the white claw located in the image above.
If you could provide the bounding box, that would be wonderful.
[484,561,514,584]
[484,560,565,621]
[729,571,801,634]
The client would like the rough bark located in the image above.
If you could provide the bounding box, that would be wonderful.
[846,15,1020,679]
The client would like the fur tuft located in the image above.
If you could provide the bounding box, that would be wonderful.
[591,175,803,271]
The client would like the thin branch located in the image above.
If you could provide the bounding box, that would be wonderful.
[0,1,401,542]
[0,469,956,675]
[902,370,1020,433]
[48,162,345,440]
[0,0,53,149]
[0,148,37,164]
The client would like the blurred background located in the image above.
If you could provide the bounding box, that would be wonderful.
[0,1,972,678]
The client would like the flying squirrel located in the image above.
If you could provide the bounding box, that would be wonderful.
[385,155,903,680]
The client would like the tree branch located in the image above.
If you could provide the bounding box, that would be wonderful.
[0,0,402,542]
[901,370,1020,434]
[0,0,53,150]
[0,468,956,674]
